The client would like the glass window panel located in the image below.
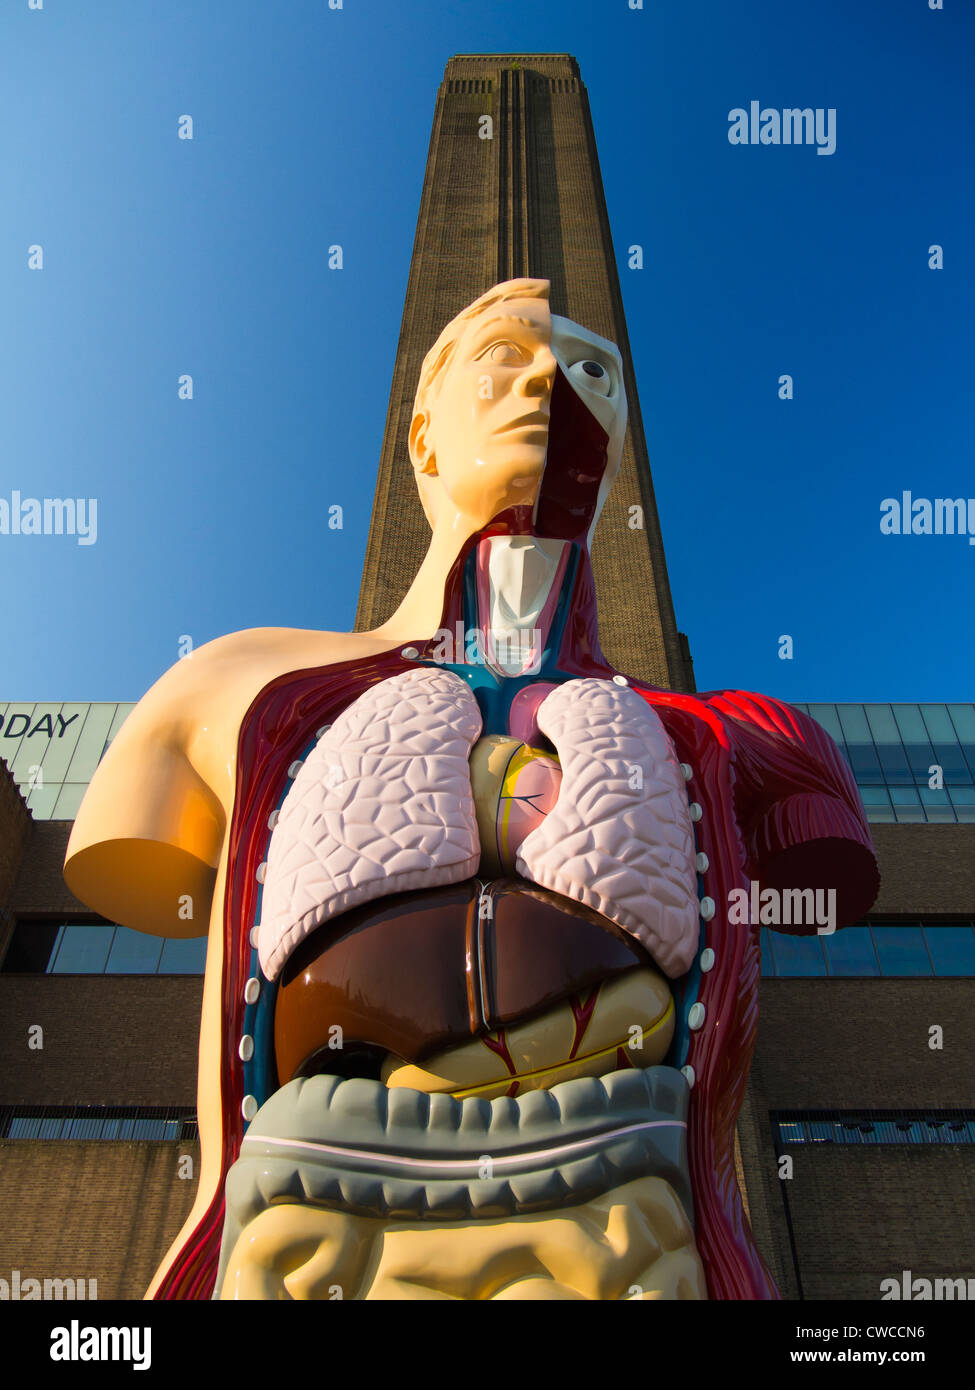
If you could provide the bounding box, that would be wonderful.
[956,806,975,823]
[946,705,975,779]
[930,745,973,784]
[0,704,37,774]
[158,935,207,973]
[39,1117,64,1138]
[920,704,959,743]
[908,748,941,783]
[51,783,88,819]
[823,926,880,976]
[103,705,135,757]
[131,1118,168,1140]
[919,785,952,807]
[921,705,973,783]
[947,704,975,741]
[805,1119,835,1142]
[950,788,975,804]
[836,705,872,742]
[24,781,60,818]
[872,926,933,976]
[889,786,921,805]
[8,1117,39,1138]
[859,786,892,806]
[893,705,931,744]
[51,925,115,974]
[923,926,975,977]
[10,704,61,783]
[35,704,90,783]
[805,704,846,745]
[106,927,163,974]
[63,705,114,783]
[893,806,926,823]
[919,785,956,822]
[863,705,901,745]
[865,808,897,823]
[768,932,827,976]
[893,705,939,782]
[868,734,914,787]
[836,706,884,780]
[759,927,774,975]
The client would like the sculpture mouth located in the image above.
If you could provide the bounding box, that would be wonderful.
[498,409,550,435]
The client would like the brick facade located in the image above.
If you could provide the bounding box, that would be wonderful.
[0,1142,199,1302]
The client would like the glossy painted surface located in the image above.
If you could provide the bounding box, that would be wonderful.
[274,878,648,1084]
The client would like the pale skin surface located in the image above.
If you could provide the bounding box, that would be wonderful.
[62,279,629,1298]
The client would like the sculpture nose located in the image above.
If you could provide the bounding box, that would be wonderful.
[514,347,557,398]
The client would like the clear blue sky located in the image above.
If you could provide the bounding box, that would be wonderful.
[2,0,972,702]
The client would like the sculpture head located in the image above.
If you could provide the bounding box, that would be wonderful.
[410,278,627,546]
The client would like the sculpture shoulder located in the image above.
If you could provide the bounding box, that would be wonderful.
[130,625,398,762]
[64,626,397,934]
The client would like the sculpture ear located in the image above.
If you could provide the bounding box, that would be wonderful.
[409,410,437,476]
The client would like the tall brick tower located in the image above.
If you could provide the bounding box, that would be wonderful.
[355,53,695,691]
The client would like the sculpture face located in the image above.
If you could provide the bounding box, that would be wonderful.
[416,294,627,534]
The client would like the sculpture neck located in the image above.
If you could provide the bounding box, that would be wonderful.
[372,531,607,678]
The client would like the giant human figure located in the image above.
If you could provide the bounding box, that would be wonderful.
[65,279,879,1300]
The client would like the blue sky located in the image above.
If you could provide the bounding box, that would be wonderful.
[1,0,972,702]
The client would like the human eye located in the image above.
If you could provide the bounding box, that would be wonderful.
[567,357,613,397]
[476,340,531,366]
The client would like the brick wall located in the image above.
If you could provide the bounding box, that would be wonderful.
[0,760,30,920]
[0,977,203,1106]
[754,979,975,1110]
[871,823,975,916]
[0,1141,200,1301]
[785,1148,975,1301]
[9,820,90,916]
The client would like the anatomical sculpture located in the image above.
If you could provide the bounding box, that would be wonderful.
[65,279,879,1299]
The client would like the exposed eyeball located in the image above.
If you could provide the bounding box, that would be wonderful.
[568,358,612,397]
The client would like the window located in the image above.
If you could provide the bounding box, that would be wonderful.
[774,1110,975,1146]
[822,926,880,977]
[1,920,206,975]
[105,928,164,974]
[924,927,975,976]
[871,925,932,976]
[50,924,115,974]
[0,1106,198,1141]
[762,923,975,977]
[791,702,975,822]
[767,932,826,977]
